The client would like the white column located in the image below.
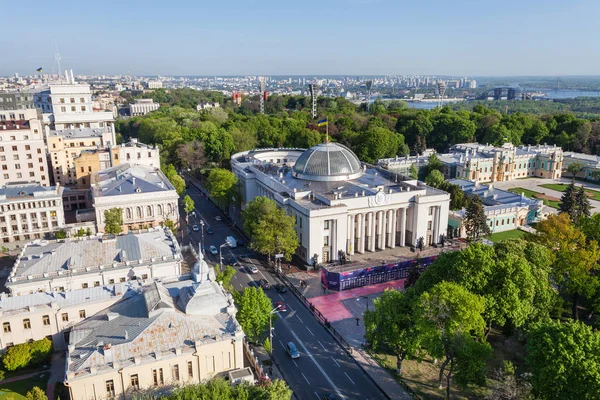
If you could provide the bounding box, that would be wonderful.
[368,212,376,252]
[358,213,365,254]
[347,215,353,255]
[434,206,441,244]
[389,209,397,248]
[400,208,407,247]
[377,211,385,250]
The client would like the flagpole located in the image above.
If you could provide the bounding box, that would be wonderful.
[326,119,329,143]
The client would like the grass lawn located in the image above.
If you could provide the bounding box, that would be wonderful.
[539,183,600,202]
[0,373,48,400]
[508,187,560,209]
[489,229,530,243]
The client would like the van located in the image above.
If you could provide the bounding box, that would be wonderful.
[287,342,300,359]
[226,236,237,248]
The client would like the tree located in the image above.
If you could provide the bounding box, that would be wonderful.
[559,182,578,220]
[183,194,195,218]
[526,320,600,400]
[567,161,584,183]
[364,290,421,375]
[55,229,67,239]
[242,197,298,260]
[215,264,236,290]
[103,208,123,235]
[576,185,591,219]
[463,196,491,240]
[409,164,418,179]
[3,343,31,371]
[427,152,444,174]
[163,164,186,196]
[356,126,403,163]
[425,170,445,188]
[176,140,207,171]
[486,361,532,400]
[232,287,274,342]
[206,168,237,206]
[26,387,47,400]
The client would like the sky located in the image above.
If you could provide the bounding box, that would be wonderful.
[1,0,599,77]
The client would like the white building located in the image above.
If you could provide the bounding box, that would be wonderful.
[0,109,50,186]
[232,143,450,265]
[6,227,182,296]
[129,99,160,116]
[146,80,163,89]
[91,164,179,233]
[196,102,220,111]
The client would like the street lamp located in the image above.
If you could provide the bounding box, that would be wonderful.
[200,220,205,255]
[357,295,369,312]
[269,304,282,353]
[219,242,229,266]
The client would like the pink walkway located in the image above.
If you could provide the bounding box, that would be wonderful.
[309,279,405,322]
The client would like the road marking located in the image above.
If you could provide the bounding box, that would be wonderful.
[192,207,211,228]
[344,372,355,385]
[297,315,304,323]
[331,356,340,367]
[301,372,310,385]
[278,294,284,301]
[293,358,298,367]
[318,341,326,350]
[306,327,315,336]
[289,329,345,399]
[279,340,285,349]
[314,392,320,400]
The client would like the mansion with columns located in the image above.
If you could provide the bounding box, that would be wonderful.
[231,143,450,265]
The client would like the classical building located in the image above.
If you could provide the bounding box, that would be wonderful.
[232,143,450,265]
[0,283,131,351]
[91,164,179,233]
[145,80,163,89]
[129,99,160,116]
[0,183,65,244]
[563,151,600,181]
[447,179,543,237]
[0,109,50,186]
[6,227,182,296]
[64,261,244,400]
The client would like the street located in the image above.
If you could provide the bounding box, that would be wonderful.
[184,183,387,400]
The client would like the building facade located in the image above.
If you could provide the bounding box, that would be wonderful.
[0,109,50,186]
[232,143,450,265]
[0,92,35,111]
[129,99,160,116]
[6,227,182,296]
[0,183,64,244]
[91,164,179,233]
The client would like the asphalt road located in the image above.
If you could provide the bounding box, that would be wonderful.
[184,183,386,400]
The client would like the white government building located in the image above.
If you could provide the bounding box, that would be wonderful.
[232,143,450,265]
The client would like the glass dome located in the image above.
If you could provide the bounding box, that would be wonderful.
[292,143,363,182]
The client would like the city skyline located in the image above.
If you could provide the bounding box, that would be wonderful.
[2,0,600,77]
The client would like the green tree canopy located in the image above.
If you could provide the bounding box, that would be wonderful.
[463,196,491,240]
[104,208,123,235]
[183,194,195,216]
[25,387,47,400]
[232,287,274,342]
[425,169,445,188]
[206,168,238,205]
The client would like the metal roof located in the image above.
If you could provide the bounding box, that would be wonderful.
[292,143,363,182]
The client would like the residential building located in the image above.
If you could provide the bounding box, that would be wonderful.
[0,92,35,111]
[447,179,543,237]
[0,283,132,351]
[232,143,450,265]
[0,183,65,245]
[91,164,179,233]
[129,99,160,116]
[6,227,182,296]
[0,109,50,186]
[64,263,244,399]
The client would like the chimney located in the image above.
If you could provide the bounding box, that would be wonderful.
[103,344,112,363]
[70,69,75,84]
[124,331,129,340]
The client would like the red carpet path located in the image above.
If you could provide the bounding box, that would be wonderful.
[309,279,405,322]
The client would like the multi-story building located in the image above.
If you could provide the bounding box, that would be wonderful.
[0,183,65,245]
[447,179,543,237]
[6,227,182,296]
[232,143,450,265]
[64,266,244,400]
[74,139,160,189]
[196,102,220,111]
[0,92,35,111]
[129,99,160,116]
[91,164,179,233]
[0,283,131,351]
[146,80,163,89]
[0,109,50,186]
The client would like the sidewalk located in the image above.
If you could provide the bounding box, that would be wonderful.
[46,352,65,400]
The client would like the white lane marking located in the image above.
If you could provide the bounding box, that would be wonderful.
[344,372,355,385]
[278,294,284,301]
[306,327,315,336]
[279,340,285,349]
[314,392,321,400]
[192,207,211,228]
[290,330,346,400]
[301,372,311,385]
[297,315,304,323]
[331,356,340,367]
[318,341,326,350]
[293,358,298,367]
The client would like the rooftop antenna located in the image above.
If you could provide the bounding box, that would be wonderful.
[365,80,373,105]
[54,46,62,80]
[259,76,266,114]
[309,83,319,119]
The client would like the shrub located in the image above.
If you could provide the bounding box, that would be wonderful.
[3,338,53,371]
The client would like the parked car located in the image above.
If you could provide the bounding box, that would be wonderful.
[274,301,287,312]
[248,265,259,274]
[287,342,300,359]
[258,279,271,290]
[274,284,287,293]
[192,225,200,232]
[228,257,237,265]
[209,245,218,255]
[206,227,214,234]
[215,216,222,222]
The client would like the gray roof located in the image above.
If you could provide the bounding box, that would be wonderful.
[9,228,178,282]
[448,179,542,208]
[0,183,62,203]
[292,143,363,182]
[91,163,174,197]
[50,128,105,139]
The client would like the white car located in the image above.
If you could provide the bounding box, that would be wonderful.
[248,265,259,274]
[215,216,222,222]
[209,245,218,255]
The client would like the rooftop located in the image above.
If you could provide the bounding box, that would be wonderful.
[0,120,30,130]
[0,183,62,202]
[448,178,542,208]
[91,163,174,197]
[49,128,105,139]
[292,142,363,182]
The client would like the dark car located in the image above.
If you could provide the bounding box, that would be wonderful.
[192,225,200,232]
[274,284,287,293]
[259,279,271,290]
[206,227,214,234]
[228,257,237,266]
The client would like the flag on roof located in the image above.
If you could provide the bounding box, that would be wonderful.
[317,119,328,127]
[36,67,43,73]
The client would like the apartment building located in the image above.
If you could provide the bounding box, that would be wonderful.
[0,109,49,186]
[0,92,35,111]
[0,183,65,244]
[6,227,182,296]
[0,284,131,351]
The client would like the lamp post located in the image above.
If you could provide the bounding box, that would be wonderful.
[219,242,229,266]
[357,295,369,312]
[269,304,282,353]
[200,220,205,255]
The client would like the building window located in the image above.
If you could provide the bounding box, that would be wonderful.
[427,221,432,230]
[42,315,50,326]
[23,319,31,329]
[3,322,10,333]
[94,281,100,287]
[80,97,85,103]
[61,106,66,112]
[81,106,86,112]
[188,361,193,378]
[120,277,126,282]
[130,374,139,390]
[70,98,75,103]
[105,380,115,398]
[62,313,69,322]
[153,368,164,386]
[142,274,148,280]
[323,236,329,246]
[429,207,434,215]
[109,279,115,284]
[173,364,180,381]
[79,310,86,318]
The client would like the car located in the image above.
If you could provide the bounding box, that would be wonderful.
[274,301,287,312]
[206,227,214,234]
[247,265,259,274]
[258,279,271,290]
[274,284,287,293]
[287,342,300,359]
[209,245,218,255]
[228,257,236,265]
[215,216,222,222]
[192,225,200,232]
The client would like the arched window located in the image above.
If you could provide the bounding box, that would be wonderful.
[147,206,152,217]
[168,203,173,215]
[157,204,163,215]
[126,208,132,219]
[136,207,142,218]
